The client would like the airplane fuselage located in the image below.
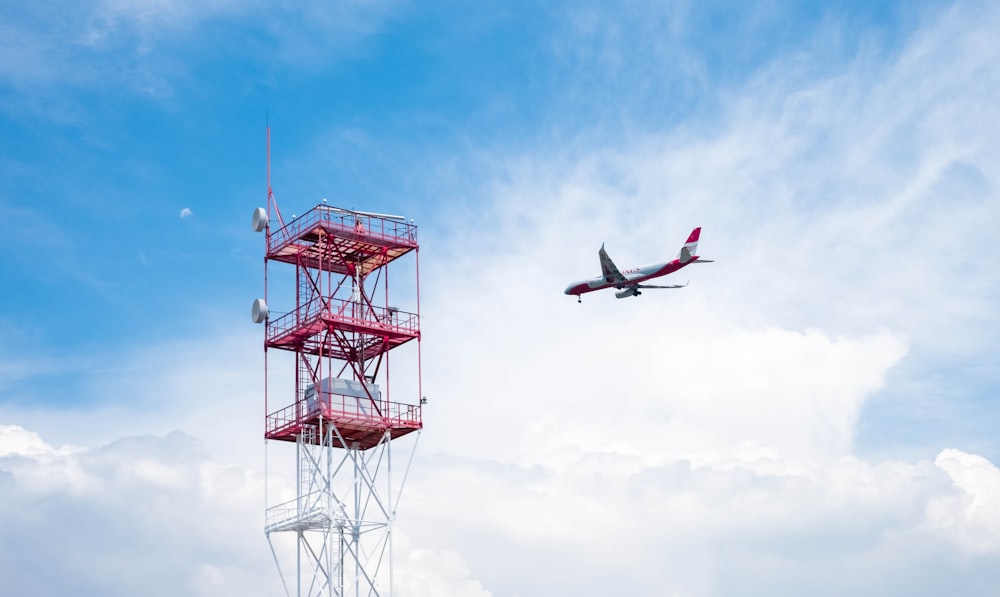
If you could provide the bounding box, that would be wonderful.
[563,257,701,296]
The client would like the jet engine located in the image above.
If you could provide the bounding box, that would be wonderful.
[615,287,640,299]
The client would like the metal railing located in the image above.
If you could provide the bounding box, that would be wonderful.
[266,296,419,344]
[268,204,417,253]
[265,297,325,344]
[326,297,420,335]
[266,394,422,437]
[265,492,332,532]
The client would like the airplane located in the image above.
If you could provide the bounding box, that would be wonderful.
[564,227,713,302]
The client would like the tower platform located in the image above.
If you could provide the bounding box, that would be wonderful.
[266,394,422,450]
[267,205,417,276]
[265,297,419,358]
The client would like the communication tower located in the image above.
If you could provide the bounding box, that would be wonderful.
[252,135,422,596]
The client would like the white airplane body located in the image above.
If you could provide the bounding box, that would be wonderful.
[564,227,712,301]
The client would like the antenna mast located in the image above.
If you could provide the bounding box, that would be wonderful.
[266,118,286,229]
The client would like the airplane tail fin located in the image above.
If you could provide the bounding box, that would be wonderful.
[677,227,702,263]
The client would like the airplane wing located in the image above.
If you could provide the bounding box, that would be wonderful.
[598,243,628,285]
[636,281,688,289]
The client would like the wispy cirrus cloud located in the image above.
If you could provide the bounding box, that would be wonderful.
[0,0,405,97]
[399,2,1000,592]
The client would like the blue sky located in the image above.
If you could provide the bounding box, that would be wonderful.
[2,1,999,596]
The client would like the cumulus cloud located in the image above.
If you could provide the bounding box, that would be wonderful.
[398,448,1000,596]
[0,424,57,457]
[3,417,998,596]
[394,537,493,597]
[0,426,280,597]
[930,449,1000,554]
[180,207,193,218]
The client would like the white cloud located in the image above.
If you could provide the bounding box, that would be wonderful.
[0,0,405,95]
[3,417,997,596]
[394,537,493,597]
[180,207,193,218]
[0,426,280,597]
[396,447,999,596]
[929,449,1000,554]
[0,424,55,457]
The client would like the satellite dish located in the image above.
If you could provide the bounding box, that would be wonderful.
[251,298,268,323]
[251,207,269,232]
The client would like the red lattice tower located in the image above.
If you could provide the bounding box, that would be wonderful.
[252,133,422,596]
